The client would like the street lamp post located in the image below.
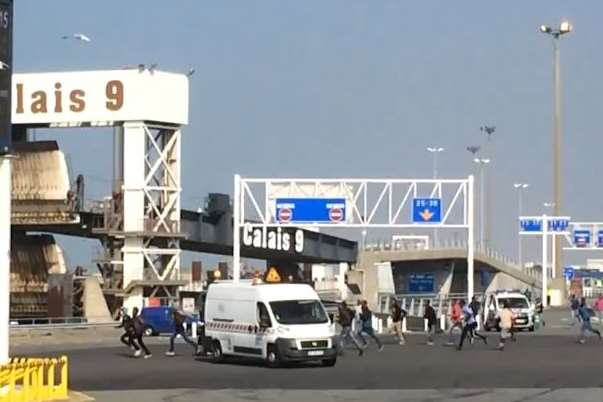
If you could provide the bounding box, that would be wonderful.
[513,183,529,267]
[481,126,496,250]
[427,147,444,247]
[540,21,572,287]
[474,157,491,249]
[544,202,556,279]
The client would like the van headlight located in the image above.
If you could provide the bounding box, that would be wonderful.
[276,326,291,335]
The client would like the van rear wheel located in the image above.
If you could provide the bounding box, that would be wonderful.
[211,340,224,363]
[266,345,280,368]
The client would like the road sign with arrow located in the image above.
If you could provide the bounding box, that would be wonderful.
[412,198,442,224]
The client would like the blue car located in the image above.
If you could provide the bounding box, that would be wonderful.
[140,306,197,336]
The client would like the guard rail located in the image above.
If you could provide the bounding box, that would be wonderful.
[0,356,68,401]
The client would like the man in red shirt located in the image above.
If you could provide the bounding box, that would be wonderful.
[446,299,463,346]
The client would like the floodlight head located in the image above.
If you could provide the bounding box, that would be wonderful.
[473,157,480,164]
[482,158,491,164]
[466,145,480,155]
[560,21,572,34]
[540,25,552,34]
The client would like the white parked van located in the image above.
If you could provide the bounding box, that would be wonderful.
[483,290,534,332]
[204,280,337,367]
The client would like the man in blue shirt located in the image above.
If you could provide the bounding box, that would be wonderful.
[578,297,601,344]
[457,300,487,351]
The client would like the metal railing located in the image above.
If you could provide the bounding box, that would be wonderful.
[0,356,68,401]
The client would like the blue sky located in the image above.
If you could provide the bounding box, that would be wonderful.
[14,1,603,268]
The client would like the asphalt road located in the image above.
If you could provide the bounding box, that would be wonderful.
[22,334,603,391]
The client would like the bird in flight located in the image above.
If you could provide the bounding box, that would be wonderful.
[62,33,92,42]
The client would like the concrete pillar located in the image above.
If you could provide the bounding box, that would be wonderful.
[122,123,146,311]
[338,262,348,300]
[0,156,11,364]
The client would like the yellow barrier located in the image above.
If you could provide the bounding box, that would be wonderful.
[0,356,68,402]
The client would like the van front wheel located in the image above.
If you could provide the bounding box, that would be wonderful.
[266,345,280,368]
[322,358,336,367]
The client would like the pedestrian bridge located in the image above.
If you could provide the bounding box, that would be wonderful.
[354,241,541,310]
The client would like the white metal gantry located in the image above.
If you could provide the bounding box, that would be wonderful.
[233,175,476,298]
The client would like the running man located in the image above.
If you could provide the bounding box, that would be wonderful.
[358,301,384,351]
[423,300,437,346]
[447,299,463,346]
[578,297,602,344]
[457,300,487,351]
[498,301,515,351]
[131,307,152,358]
[166,308,199,356]
[390,299,406,345]
[116,307,135,351]
[569,294,580,325]
[337,301,364,356]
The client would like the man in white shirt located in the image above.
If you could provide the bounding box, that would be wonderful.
[498,301,515,351]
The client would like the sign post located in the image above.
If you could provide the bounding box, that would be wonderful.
[519,215,570,307]
[0,0,11,366]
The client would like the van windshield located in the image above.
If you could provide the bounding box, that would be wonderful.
[498,297,529,309]
[269,300,328,325]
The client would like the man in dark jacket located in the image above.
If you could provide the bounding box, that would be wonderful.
[166,308,198,356]
[337,301,364,356]
[131,307,152,358]
[423,300,437,345]
[116,308,135,350]
[358,301,384,351]
[390,299,406,345]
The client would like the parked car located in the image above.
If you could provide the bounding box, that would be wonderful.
[140,306,197,336]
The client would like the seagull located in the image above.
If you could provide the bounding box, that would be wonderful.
[0,61,9,71]
[62,33,91,42]
[186,68,195,77]
[148,63,158,73]
[137,63,145,73]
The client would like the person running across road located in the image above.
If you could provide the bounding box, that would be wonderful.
[358,301,384,351]
[390,299,406,345]
[166,309,199,356]
[457,300,487,351]
[423,300,437,346]
[593,295,603,326]
[578,297,602,344]
[447,299,463,346]
[498,301,515,351]
[131,307,152,358]
[469,296,482,343]
[569,294,580,325]
[337,301,364,356]
[116,307,135,351]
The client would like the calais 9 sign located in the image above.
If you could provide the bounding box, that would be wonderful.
[12,69,189,126]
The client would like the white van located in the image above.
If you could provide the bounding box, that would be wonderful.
[204,280,337,367]
[483,290,534,332]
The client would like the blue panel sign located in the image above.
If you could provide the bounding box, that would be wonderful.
[520,218,542,232]
[598,230,603,247]
[275,198,346,223]
[548,218,570,232]
[563,266,575,280]
[412,198,442,224]
[408,273,434,293]
[573,230,591,248]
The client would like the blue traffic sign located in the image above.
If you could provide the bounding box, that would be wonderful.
[598,230,603,247]
[548,218,570,232]
[563,266,575,280]
[573,230,591,248]
[408,273,434,293]
[412,198,442,224]
[275,198,346,224]
[520,218,542,232]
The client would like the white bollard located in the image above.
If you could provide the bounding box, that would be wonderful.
[402,317,407,333]
[440,315,446,331]
[424,318,428,332]
[192,321,198,339]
